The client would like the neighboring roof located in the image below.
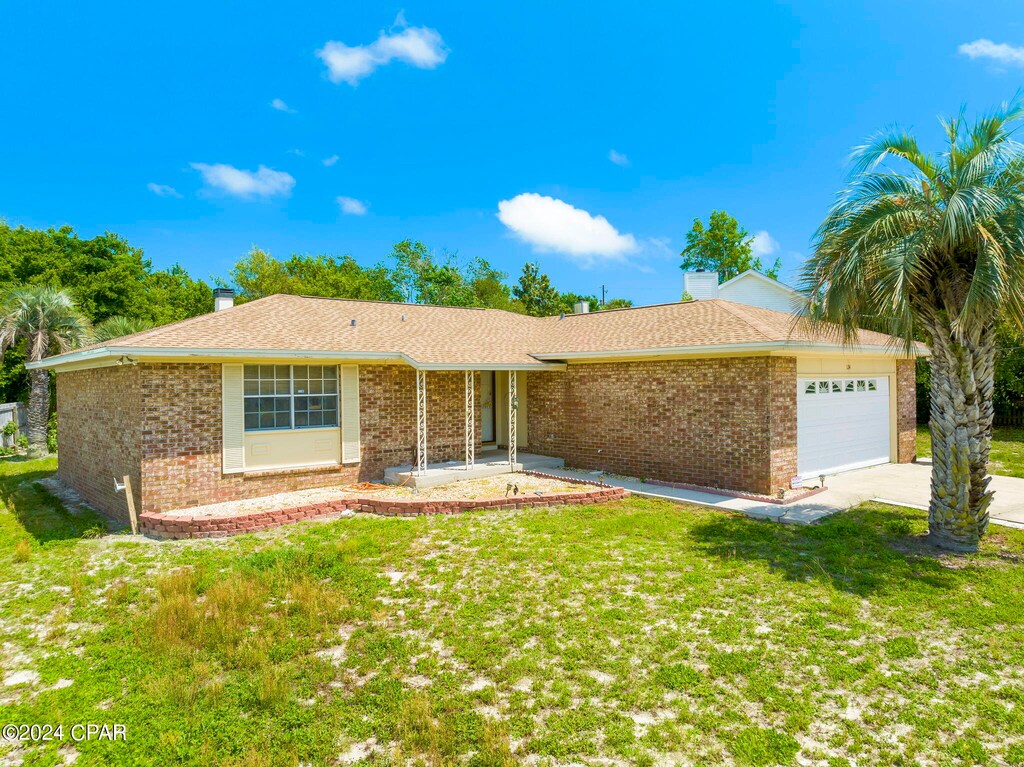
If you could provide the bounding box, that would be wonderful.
[31,293,923,371]
[718,269,801,297]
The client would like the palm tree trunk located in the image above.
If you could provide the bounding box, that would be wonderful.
[926,320,995,552]
[26,368,51,457]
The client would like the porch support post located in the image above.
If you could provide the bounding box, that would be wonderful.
[508,370,518,469]
[416,369,427,475]
[464,371,475,469]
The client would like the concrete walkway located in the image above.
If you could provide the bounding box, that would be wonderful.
[542,463,1024,528]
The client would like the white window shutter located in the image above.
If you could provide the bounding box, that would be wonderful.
[340,365,361,463]
[222,364,245,474]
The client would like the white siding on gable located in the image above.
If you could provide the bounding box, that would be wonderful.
[719,273,800,313]
[683,272,719,300]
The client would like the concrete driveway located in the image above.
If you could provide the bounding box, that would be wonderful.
[824,461,1024,528]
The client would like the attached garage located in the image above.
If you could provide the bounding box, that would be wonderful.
[796,375,891,480]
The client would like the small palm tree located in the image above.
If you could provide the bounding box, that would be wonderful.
[0,287,92,456]
[800,97,1024,552]
[92,315,153,343]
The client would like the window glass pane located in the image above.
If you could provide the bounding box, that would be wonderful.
[818,381,829,393]
[308,365,322,380]
[804,382,816,394]
[293,365,308,380]
[831,381,841,393]
[294,412,308,428]
[856,380,866,391]
[324,376,338,394]
[867,380,877,391]
[244,368,294,431]
[845,380,854,392]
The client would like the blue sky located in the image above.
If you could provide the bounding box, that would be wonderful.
[2,1,1023,305]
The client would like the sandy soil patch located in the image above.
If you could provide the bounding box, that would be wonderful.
[175,473,591,519]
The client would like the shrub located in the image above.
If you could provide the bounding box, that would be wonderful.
[47,412,57,453]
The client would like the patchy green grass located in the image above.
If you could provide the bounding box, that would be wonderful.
[917,424,1024,478]
[2,457,1024,766]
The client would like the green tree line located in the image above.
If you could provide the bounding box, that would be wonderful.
[0,223,631,403]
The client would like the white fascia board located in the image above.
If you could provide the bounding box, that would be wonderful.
[30,346,571,373]
[28,347,411,370]
[718,270,801,296]
[413,362,567,371]
[532,341,928,361]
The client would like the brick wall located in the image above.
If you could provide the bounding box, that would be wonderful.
[896,359,917,463]
[527,357,798,495]
[359,366,481,473]
[56,366,142,520]
[138,364,480,514]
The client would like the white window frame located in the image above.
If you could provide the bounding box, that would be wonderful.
[243,364,340,432]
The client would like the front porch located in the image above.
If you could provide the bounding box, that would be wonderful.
[401,368,534,487]
[383,450,565,489]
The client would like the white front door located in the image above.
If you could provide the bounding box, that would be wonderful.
[797,376,890,480]
[481,372,495,443]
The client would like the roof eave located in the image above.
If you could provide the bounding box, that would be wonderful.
[532,341,928,361]
[30,347,569,372]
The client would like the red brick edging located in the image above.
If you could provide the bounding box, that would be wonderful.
[139,481,630,539]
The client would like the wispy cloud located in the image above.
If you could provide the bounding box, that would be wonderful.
[608,149,630,167]
[270,98,297,113]
[750,230,779,258]
[190,163,295,199]
[317,14,448,85]
[322,154,340,167]
[337,196,368,215]
[497,193,638,266]
[958,39,1024,67]
[147,182,181,198]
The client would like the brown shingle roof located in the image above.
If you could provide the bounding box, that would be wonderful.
[38,294,912,370]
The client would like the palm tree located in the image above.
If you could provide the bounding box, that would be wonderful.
[92,315,153,343]
[0,287,92,456]
[800,98,1024,552]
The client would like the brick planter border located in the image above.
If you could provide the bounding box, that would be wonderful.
[139,482,630,540]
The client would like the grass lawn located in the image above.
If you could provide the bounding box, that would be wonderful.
[2,458,1024,766]
[917,424,1024,478]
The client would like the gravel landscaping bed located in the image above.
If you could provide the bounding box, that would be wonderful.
[176,472,587,519]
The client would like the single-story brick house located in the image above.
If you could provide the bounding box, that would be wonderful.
[32,289,921,522]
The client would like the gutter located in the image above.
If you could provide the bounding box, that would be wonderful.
[530,341,929,361]
[28,346,567,372]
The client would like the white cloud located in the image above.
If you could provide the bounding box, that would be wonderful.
[496,193,638,264]
[147,182,181,198]
[608,149,630,167]
[190,163,295,199]
[317,16,448,85]
[750,230,779,258]
[270,98,296,113]
[958,39,1024,67]
[322,154,340,167]
[337,196,368,215]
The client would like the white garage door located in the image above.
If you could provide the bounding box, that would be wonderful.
[797,377,890,480]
